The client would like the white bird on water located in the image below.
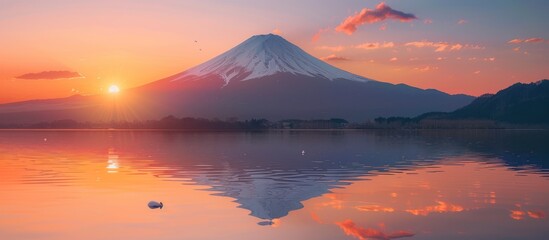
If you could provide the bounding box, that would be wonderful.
[148,201,163,209]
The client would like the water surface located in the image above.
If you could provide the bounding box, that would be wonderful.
[1,130,548,239]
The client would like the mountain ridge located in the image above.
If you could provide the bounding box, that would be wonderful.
[418,79,549,124]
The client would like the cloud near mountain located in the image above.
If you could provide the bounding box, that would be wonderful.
[320,54,350,61]
[15,70,83,80]
[356,42,395,50]
[336,2,417,35]
[404,41,483,52]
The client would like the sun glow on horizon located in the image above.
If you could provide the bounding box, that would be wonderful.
[108,85,120,94]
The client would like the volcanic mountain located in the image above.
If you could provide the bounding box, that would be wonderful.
[0,34,473,124]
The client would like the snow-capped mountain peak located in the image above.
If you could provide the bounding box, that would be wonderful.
[172,34,369,85]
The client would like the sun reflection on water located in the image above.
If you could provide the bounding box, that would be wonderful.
[106,148,119,173]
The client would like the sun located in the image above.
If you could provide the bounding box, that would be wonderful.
[108,85,120,94]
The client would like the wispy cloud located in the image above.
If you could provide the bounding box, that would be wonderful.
[405,41,482,52]
[337,220,415,240]
[312,28,330,42]
[525,37,545,43]
[508,37,546,44]
[15,70,83,80]
[356,42,395,50]
[457,19,468,25]
[336,2,417,35]
[321,54,350,61]
[317,45,345,52]
[272,28,283,35]
[405,41,455,52]
[414,66,438,72]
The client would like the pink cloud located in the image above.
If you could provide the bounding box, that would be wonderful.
[312,28,330,42]
[524,37,544,43]
[468,45,485,50]
[389,57,398,62]
[405,41,481,52]
[414,66,438,72]
[450,44,463,51]
[508,37,546,44]
[317,45,345,52]
[405,41,452,52]
[272,28,283,35]
[457,19,468,24]
[336,2,417,35]
[423,19,433,24]
[337,220,415,240]
[15,70,83,80]
[321,54,350,61]
[356,42,395,50]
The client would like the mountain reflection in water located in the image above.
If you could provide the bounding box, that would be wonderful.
[0,130,548,240]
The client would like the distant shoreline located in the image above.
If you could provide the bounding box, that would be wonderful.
[1,116,547,131]
[1,127,548,132]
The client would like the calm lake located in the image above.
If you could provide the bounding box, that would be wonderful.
[1,130,548,239]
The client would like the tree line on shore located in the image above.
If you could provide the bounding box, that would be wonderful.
[2,115,543,129]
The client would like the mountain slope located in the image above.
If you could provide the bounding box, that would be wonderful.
[451,79,549,123]
[419,80,549,124]
[131,73,472,121]
[0,34,473,124]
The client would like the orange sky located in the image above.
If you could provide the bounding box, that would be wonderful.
[1,0,548,103]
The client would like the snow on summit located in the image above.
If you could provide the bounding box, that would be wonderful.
[172,34,369,85]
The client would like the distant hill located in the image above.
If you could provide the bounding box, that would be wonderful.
[419,80,549,124]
